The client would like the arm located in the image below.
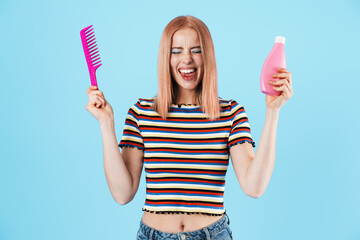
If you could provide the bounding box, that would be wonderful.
[230,108,279,198]
[100,118,144,205]
[230,67,292,198]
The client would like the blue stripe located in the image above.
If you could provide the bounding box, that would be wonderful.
[146,192,223,198]
[146,181,224,186]
[144,171,226,177]
[145,161,228,165]
[145,141,226,145]
[145,151,227,156]
[141,118,231,124]
[142,129,229,134]
[144,203,223,209]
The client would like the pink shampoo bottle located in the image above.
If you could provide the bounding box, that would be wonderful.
[260,36,286,96]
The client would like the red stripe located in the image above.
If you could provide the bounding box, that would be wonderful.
[145,200,223,207]
[145,138,226,143]
[146,169,225,175]
[145,159,227,164]
[141,127,230,132]
[147,178,224,184]
[120,141,143,148]
[123,130,141,137]
[232,128,250,133]
[228,138,253,145]
[142,115,234,122]
[147,189,223,196]
[146,148,228,153]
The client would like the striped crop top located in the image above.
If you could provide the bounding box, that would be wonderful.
[118,97,256,216]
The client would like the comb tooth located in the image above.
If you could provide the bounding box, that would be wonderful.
[85,32,94,39]
[93,61,102,67]
[85,28,93,34]
[88,38,96,44]
[86,36,94,43]
[89,48,98,55]
[89,50,99,57]
[86,38,96,46]
[89,44,98,51]
[92,57,101,63]
[85,31,93,37]
[92,56,101,63]
[88,40,97,47]
[94,60,102,65]
[91,53,100,59]
[86,32,94,38]
[84,25,92,31]
[86,33,95,39]
[87,35,95,42]
[91,54,100,61]
[80,25,92,35]
[88,38,96,45]
[88,41,97,49]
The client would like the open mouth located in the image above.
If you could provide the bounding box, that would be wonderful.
[178,68,197,81]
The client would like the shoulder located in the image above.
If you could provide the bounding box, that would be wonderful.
[219,97,244,111]
[137,97,155,107]
[129,97,155,109]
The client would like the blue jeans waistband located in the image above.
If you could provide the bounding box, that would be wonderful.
[138,211,230,240]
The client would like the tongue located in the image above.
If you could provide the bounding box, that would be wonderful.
[180,70,196,80]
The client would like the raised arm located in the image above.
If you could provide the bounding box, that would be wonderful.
[100,119,144,205]
[229,108,279,198]
[85,85,144,205]
[230,67,293,198]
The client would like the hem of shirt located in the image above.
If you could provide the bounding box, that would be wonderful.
[118,143,144,150]
[142,207,226,216]
[228,140,256,148]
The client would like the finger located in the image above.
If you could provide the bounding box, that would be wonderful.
[272,84,287,92]
[273,83,291,99]
[97,96,105,106]
[90,95,104,108]
[89,90,105,99]
[94,99,101,108]
[269,79,288,86]
[277,68,290,73]
[277,69,292,86]
[87,85,98,96]
[94,95,105,107]
[272,73,290,79]
[280,78,293,94]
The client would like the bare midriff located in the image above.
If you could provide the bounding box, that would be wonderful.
[141,211,224,233]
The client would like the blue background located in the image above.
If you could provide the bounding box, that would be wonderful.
[1,0,359,239]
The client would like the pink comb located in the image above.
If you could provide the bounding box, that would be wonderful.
[80,25,102,87]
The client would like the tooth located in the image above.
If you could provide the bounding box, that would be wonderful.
[180,69,195,73]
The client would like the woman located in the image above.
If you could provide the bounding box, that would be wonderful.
[86,15,293,240]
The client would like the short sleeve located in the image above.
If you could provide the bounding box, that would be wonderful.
[228,100,256,148]
[118,100,144,150]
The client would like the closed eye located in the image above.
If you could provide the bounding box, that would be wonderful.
[171,47,202,54]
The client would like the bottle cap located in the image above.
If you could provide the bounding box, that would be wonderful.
[275,36,286,44]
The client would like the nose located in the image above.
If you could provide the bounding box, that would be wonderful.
[181,51,193,64]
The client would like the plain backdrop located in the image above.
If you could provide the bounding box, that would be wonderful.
[1,0,359,239]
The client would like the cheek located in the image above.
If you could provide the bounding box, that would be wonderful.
[170,56,177,69]
[195,56,204,67]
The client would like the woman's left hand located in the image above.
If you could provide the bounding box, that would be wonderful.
[265,68,293,111]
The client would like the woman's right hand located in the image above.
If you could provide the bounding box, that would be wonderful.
[85,85,114,124]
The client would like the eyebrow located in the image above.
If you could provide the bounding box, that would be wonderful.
[171,46,201,49]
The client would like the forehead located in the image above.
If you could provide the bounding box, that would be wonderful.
[172,28,200,46]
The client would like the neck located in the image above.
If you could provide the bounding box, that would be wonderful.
[175,89,197,104]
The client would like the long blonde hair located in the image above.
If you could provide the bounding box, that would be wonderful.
[151,15,220,121]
